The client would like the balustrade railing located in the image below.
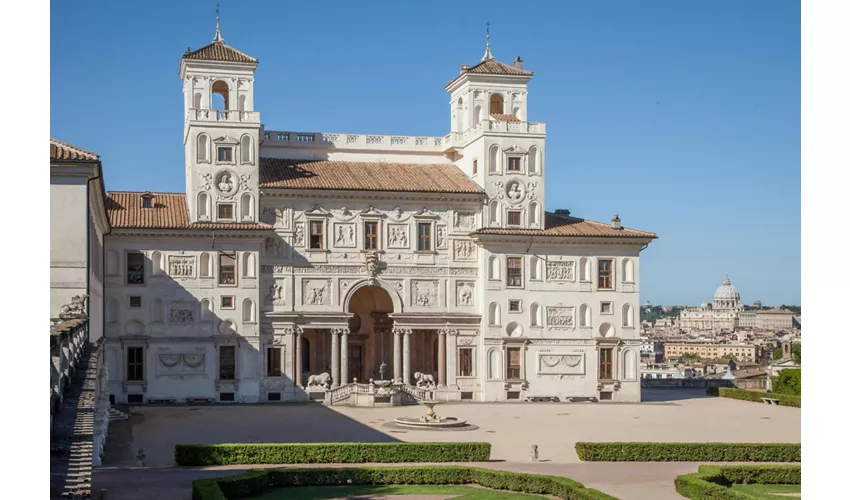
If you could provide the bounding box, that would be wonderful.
[190,109,261,123]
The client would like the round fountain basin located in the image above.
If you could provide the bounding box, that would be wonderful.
[373,380,393,389]
[393,416,468,428]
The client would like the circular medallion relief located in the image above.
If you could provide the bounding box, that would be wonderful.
[215,169,239,198]
[505,179,526,204]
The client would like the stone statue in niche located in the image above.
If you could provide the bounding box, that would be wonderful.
[294,224,305,246]
[436,226,446,248]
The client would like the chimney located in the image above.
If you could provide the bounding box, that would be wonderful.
[554,209,570,217]
[611,215,622,230]
[514,56,523,70]
[461,64,469,73]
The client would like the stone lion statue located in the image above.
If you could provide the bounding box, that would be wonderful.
[414,372,435,388]
[307,372,332,389]
[59,294,88,319]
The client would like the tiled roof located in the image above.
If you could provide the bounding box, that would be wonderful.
[105,191,271,230]
[259,158,484,194]
[465,59,533,77]
[50,138,99,161]
[490,113,520,122]
[761,308,796,315]
[472,212,657,239]
[182,42,257,63]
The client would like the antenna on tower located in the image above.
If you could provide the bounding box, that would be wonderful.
[212,1,224,43]
[481,21,494,62]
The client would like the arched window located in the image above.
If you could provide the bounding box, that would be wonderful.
[240,193,254,220]
[488,348,503,379]
[528,146,539,174]
[489,302,501,326]
[200,252,212,278]
[489,93,504,115]
[513,106,523,120]
[623,259,635,283]
[456,97,464,131]
[474,105,482,124]
[242,299,256,323]
[242,252,256,278]
[530,256,541,280]
[530,303,541,327]
[211,80,230,110]
[106,250,118,277]
[622,350,636,380]
[579,257,591,282]
[489,145,500,173]
[151,298,163,323]
[489,200,500,226]
[529,202,540,226]
[623,304,634,328]
[200,299,213,322]
[240,135,252,163]
[193,92,202,109]
[197,134,209,162]
[580,304,591,328]
[151,251,163,275]
[488,255,500,280]
[198,192,210,220]
[106,300,118,324]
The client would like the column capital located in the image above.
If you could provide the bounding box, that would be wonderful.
[330,328,348,336]
[284,325,303,336]
[438,328,459,336]
[392,327,412,336]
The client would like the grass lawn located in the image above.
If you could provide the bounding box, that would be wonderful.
[729,483,801,499]
[248,484,548,500]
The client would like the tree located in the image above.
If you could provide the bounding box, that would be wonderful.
[773,369,801,396]
[721,354,738,362]
[682,352,700,361]
[772,347,783,360]
[792,343,801,365]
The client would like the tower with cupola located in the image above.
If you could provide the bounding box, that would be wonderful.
[179,13,261,224]
[444,25,546,230]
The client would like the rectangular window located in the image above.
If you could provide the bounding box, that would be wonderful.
[507,347,521,379]
[472,159,478,175]
[598,259,613,289]
[142,197,152,209]
[507,157,521,171]
[507,257,523,287]
[129,296,142,308]
[507,211,521,226]
[459,348,473,377]
[127,252,145,284]
[267,347,282,377]
[600,302,613,314]
[127,347,144,381]
[218,204,234,220]
[219,253,236,285]
[221,296,234,309]
[509,300,521,312]
[417,222,431,251]
[599,347,613,379]
[364,221,379,250]
[309,220,324,249]
[219,346,236,380]
[218,147,232,162]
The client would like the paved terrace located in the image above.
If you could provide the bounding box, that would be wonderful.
[94,388,800,500]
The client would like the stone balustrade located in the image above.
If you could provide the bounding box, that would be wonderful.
[442,119,546,149]
[189,108,261,123]
[262,130,445,152]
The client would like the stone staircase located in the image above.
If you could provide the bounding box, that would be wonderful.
[107,407,128,422]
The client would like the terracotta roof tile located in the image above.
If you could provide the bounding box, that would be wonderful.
[490,113,520,122]
[472,212,656,239]
[50,138,99,161]
[182,42,257,63]
[259,158,483,194]
[106,191,271,230]
[447,59,533,87]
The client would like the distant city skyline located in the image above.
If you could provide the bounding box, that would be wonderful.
[49,0,801,305]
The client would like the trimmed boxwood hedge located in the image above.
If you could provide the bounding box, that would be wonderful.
[574,442,801,462]
[675,465,801,499]
[191,466,617,500]
[719,388,801,408]
[176,442,491,466]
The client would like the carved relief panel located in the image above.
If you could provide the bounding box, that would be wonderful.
[538,353,585,376]
[333,223,356,248]
[265,279,285,305]
[546,306,576,330]
[156,353,206,376]
[546,261,576,282]
[168,303,196,326]
[293,223,305,247]
[411,280,439,307]
[453,240,477,261]
[387,224,410,249]
[168,256,196,279]
[436,225,448,249]
[303,279,331,306]
[452,211,476,232]
[456,281,475,307]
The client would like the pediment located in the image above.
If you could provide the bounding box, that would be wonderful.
[359,206,385,218]
[504,144,528,155]
[304,204,332,217]
[412,207,440,219]
[212,135,239,145]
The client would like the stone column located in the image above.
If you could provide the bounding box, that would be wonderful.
[392,328,402,383]
[402,329,412,385]
[438,329,447,389]
[330,329,340,389]
[294,327,303,387]
[447,330,459,389]
[340,328,349,386]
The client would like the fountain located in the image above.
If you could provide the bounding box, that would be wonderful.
[393,400,470,429]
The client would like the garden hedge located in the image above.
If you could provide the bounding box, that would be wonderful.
[772,369,801,397]
[719,388,801,408]
[175,442,491,466]
[191,466,617,500]
[675,465,801,499]
[574,442,801,462]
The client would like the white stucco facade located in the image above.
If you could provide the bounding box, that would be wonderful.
[58,27,655,405]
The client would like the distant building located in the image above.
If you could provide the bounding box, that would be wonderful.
[756,308,796,330]
[678,275,744,331]
[664,342,756,362]
[752,300,762,309]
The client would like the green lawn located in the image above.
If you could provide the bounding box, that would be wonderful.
[248,484,547,500]
[729,483,801,499]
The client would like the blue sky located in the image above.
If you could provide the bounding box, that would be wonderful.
[50,0,800,306]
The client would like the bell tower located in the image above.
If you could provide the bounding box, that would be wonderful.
[444,24,546,230]
[179,6,261,224]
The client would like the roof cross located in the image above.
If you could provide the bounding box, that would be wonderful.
[213,1,224,43]
[481,21,494,61]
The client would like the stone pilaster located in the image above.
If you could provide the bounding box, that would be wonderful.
[437,330,447,389]
[340,328,349,385]
[330,329,341,389]
[392,327,403,383]
[402,329,412,386]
